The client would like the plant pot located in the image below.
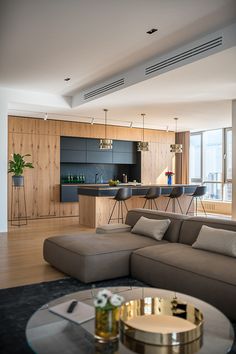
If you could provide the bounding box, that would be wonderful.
[12,175,24,187]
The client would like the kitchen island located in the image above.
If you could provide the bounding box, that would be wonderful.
[78,184,197,227]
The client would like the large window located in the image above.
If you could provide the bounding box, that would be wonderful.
[189,128,232,201]
[190,134,201,181]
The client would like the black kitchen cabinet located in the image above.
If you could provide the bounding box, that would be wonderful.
[112,152,135,164]
[60,137,137,164]
[61,137,86,150]
[87,150,113,163]
[61,150,86,163]
[60,185,79,202]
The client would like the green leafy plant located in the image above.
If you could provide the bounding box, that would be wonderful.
[8,153,34,176]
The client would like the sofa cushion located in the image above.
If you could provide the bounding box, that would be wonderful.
[192,225,236,257]
[96,223,131,234]
[43,231,164,283]
[179,217,236,245]
[132,243,236,286]
[126,209,188,243]
[131,216,171,241]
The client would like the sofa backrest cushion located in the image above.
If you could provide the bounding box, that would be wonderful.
[126,209,188,243]
[179,216,236,245]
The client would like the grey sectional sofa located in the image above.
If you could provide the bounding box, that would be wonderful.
[43,208,236,320]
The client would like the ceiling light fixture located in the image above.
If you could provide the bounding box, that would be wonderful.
[146,28,158,35]
[44,113,48,121]
[99,109,113,150]
[137,113,149,152]
[170,117,183,153]
[91,118,95,125]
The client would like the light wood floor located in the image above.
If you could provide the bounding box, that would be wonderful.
[0,217,92,289]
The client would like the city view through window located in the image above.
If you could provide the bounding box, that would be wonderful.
[190,128,232,201]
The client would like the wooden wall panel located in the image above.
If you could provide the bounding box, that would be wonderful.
[8,116,36,134]
[8,116,175,220]
[141,142,175,185]
[34,134,60,218]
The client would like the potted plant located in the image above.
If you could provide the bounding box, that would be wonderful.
[8,153,34,187]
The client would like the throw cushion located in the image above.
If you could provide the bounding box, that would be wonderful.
[192,225,236,257]
[96,223,131,234]
[131,216,171,240]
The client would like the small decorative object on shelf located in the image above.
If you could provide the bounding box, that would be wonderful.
[94,289,124,341]
[165,171,174,185]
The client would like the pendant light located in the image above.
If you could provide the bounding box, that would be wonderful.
[99,109,113,150]
[137,113,149,151]
[170,117,183,153]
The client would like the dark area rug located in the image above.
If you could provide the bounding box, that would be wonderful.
[0,277,144,354]
[0,277,235,354]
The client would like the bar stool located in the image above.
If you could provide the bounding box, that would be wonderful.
[165,186,184,214]
[142,187,161,210]
[186,185,207,216]
[108,187,132,224]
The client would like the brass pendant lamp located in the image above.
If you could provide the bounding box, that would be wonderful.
[137,113,149,151]
[170,117,183,153]
[99,109,113,150]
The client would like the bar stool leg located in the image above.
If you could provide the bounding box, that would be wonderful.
[108,200,117,223]
[200,198,207,217]
[153,199,158,210]
[143,199,147,208]
[165,198,171,211]
[195,199,198,216]
[121,201,124,223]
[186,196,193,215]
[176,198,183,214]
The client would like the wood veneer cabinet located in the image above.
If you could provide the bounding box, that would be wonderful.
[8,116,175,220]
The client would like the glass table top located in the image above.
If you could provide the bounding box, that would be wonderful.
[26,286,234,354]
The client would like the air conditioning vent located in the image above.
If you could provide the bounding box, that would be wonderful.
[84,78,125,100]
[145,36,223,75]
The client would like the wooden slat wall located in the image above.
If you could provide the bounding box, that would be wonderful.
[8,116,175,220]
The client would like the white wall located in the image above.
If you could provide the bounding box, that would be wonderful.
[232,100,236,220]
[0,91,8,232]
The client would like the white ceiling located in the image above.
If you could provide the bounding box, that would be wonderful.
[1,0,236,131]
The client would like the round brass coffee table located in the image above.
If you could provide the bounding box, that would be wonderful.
[26,286,234,354]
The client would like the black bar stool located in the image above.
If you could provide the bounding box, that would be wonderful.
[186,185,207,216]
[165,186,184,214]
[108,187,132,224]
[142,187,161,210]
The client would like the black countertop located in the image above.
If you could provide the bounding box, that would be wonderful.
[77,184,198,197]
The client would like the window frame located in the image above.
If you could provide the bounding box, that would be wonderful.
[189,127,232,202]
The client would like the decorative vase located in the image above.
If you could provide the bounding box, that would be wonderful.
[167,175,172,185]
[12,175,24,187]
[95,307,119,341]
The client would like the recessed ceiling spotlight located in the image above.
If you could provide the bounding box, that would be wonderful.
[64,77,71,82]
[146,28,158,35]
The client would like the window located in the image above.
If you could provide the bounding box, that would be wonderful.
[226,129,232,181]
[190,134,201,181]
[189,128,232,202]
[203,129,222,182]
